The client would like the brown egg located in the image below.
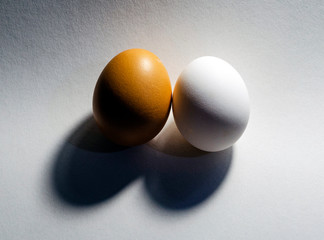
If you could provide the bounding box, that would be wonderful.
[93,49,172,146]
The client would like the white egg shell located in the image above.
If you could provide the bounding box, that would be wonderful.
[172,56,250,152]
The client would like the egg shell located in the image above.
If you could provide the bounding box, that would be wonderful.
[93,49,172,146]
[172,56,250,152]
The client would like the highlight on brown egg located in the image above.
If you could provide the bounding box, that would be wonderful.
[93,48,172,146]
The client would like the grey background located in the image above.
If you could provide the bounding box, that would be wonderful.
[1,0,324,239]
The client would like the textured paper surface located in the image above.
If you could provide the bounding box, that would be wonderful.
[1,0,324,239]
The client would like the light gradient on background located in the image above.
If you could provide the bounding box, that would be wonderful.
[1,0,324,239]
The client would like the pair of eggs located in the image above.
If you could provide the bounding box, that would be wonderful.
[93,49,249,152]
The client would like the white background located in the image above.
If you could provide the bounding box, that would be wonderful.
[1,0,324,239]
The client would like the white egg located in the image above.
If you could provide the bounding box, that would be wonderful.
[172,56,250,152]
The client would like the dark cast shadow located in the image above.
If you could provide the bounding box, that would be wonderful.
[51,113,233,210]
[51,114,142,206]
[142,119,233,210]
